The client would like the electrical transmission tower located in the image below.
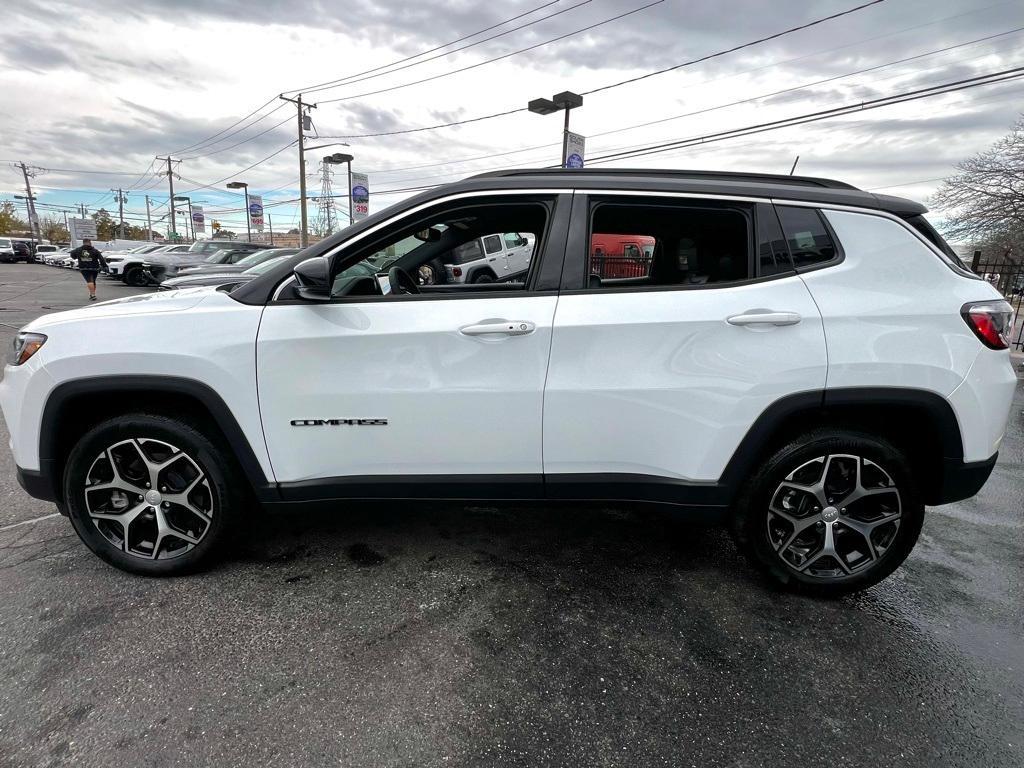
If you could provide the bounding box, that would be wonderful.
[311,160,336,238]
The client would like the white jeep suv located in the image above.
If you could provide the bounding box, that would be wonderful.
[1,169,1017,595]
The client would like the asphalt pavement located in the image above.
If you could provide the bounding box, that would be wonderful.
[0,262,1021,768]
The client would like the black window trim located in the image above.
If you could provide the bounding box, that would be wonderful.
[268,191,573,305]
[773,197,979,278]
[559,192,805,295]
[773,202,846,274]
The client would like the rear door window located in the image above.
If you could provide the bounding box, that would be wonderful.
[483,235,502,255]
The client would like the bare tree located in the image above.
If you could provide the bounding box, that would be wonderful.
[932,115,1024,260]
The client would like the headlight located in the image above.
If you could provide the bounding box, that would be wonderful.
[8,332,47,366]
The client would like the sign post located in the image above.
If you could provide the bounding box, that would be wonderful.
[350,173,369,222]
[563,132,585,168]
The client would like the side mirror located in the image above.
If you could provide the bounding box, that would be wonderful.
[294,257,331,302]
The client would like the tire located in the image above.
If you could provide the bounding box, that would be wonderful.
[63,413,242,576]
[123,266,147,286]
[471,271,495,284]
[730,429,924,596]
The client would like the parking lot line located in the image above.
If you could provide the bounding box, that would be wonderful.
[0,512,61,532]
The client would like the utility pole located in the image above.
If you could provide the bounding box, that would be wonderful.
[111,188,128,239]
[145,195,153,241]
[267,212,274,246]
[156,156,178,241]
[78,203,87,217]
[18,162,41,243]
[279,93,316,247]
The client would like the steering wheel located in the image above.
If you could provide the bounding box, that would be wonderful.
[387,266,420,295]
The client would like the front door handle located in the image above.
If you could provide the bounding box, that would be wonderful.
[726,311,802,326]
[460,320,536,337]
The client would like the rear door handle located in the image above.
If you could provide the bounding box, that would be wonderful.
[726,311,802,326]
[460,320,536,337]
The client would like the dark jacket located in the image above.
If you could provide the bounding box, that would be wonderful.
[71,245,106,271]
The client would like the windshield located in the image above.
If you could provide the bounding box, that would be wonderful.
[0,239,12,248]
[236,249,283,267]
[188,241,220,254]
[202,252,226,263]
[244,255,291,275]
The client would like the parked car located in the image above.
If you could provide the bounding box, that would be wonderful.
[1,168,1016,595]
[186,239,270,256]
[442,232,534,284]
[176,248,299,277]
[0,237,17,263]
[143,241,270,284]
[158,254,296,291]
[42,249,71,266]
[105,244,192,284]
[33,244,61,262]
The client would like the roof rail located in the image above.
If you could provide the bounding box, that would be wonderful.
[466,167,860,190]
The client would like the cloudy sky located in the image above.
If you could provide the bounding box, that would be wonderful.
[1,0,1022,239]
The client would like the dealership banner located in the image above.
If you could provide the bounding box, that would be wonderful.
[351,173,369,221]
[248,194,264,231]
[564,132,585,168]
[191,205,206,234]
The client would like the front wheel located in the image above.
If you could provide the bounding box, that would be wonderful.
[731,430,924,596]
[123,267,148,286]
[63,414,242,575]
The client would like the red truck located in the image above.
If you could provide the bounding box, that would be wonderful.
[590,233,656,278]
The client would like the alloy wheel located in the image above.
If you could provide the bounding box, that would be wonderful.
[83,438,214,560]
[766,453,902,579]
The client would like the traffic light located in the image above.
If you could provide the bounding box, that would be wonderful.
[212,220,221,232]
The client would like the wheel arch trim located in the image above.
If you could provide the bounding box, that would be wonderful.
[718,387,965,497]
[38,375,277,503]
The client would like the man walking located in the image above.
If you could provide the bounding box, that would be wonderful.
[70,239,106,301]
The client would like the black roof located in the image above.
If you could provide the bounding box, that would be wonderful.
[453,168,926,216]
[469,167,861,190]
[231,167,927,305]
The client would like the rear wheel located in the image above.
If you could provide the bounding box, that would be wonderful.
[63,414,241,575]
[471,271,495,284]
[731,430,924,596]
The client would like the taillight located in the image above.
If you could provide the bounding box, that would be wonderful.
[452,267,462,277]
[961,300,1014,350]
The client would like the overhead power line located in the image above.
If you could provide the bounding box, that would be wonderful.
[317,0,666,104]
[315,0,889,137]
[169,97,281,155]
[179,114,295,161]
[360,26,1024,179]
[297,0,589,96]
[175,1,569,157]
[583,65,1024,164]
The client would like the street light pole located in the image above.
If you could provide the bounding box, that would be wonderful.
[226,181,251,242]
[323,152,355,226]
[528,91,583,167]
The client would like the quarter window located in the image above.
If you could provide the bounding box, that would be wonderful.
[776,206,839,268]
